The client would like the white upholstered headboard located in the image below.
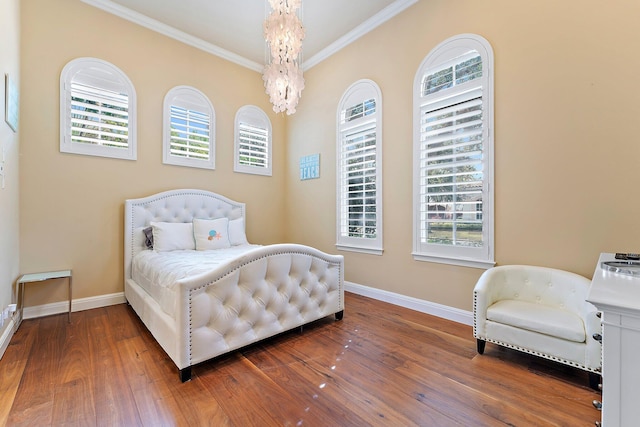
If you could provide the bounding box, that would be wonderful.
[124,189,245,281]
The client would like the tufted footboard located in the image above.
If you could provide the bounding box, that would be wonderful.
[175,244,344,381]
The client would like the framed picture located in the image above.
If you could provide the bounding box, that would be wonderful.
[5,73,19,132]
[300,153,320,180]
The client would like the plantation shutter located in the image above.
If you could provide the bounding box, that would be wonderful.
[238,122,269,168]
[169,106,210,160]
[69,83,129,149]
[412,35,494,268]
[60,58,137,160]
[163,86,215,170]
[339,110,377,240]
[336,80,383,254]
[418,88,484,247]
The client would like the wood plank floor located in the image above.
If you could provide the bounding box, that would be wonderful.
[0,292,601,426]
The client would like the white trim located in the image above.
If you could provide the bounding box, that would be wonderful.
[345,281,473,326]
[5,283,473,358]
[336,79,383,254]
[412,33,495,268]
[163,85,216,170]
[412,253,495,270]
[234,105,272,176]
[0,318,17,360]
[336,244,383,256]
[22,292,126,320]
[80,0,264,72]
[60,57,137,161]
[303,0,419,70]
[81,0,417,73]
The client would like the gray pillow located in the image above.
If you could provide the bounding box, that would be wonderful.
[143,226,154,249]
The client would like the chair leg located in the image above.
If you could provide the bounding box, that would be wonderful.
[588,372,601,391]
[476,339,486,354]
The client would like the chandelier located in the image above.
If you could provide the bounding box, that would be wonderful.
[263,0,305,115]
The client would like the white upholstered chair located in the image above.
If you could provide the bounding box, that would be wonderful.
[473,265,602,389]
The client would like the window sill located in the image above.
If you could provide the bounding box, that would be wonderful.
[336,244,383,256]
[412,252,495,269]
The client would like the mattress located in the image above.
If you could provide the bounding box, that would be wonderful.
[131,244,260,318]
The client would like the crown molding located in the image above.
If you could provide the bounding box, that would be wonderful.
[82,0,418,73]
[81,0,264,72]
[302,0,419,70]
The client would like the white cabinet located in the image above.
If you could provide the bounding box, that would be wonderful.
[587,253,640,426]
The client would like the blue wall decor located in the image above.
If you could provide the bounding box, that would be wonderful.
[300,154,320,180]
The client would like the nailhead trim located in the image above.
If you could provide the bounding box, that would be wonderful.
[186,249,343,368]
[482,337,601,373]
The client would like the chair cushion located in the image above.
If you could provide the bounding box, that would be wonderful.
[487,300,586,343]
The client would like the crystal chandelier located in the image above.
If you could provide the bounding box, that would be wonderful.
[263,0,305,115]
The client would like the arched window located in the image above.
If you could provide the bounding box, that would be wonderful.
[413,34,494,269]
[336,79,383,255]
[163,86,215,169]
[234,106,272,176]
[60,57,136,160]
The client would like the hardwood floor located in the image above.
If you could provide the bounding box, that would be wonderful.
[0,292,601,426]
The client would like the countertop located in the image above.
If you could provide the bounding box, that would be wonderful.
[587,252,640,315]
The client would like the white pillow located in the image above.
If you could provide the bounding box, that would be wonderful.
[193,218,231,250]
[229,218,248,246]
[150,222,195,252]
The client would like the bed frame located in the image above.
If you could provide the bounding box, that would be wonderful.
[124,189,344,381]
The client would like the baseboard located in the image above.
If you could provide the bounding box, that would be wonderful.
[22,292,126,320]
[5,284,470,358]
[1,293,126,358]
[345,281,473,326]
[17,283,471,327]
[0,318,17,360]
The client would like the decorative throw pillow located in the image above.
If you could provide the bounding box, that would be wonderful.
[142,226,154,249]
[150,221,195,252]
[229,218,248,246]
[193,218,231,250]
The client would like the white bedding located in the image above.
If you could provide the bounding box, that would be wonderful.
[131,245,261,317]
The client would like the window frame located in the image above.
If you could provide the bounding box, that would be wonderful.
[412,34,495,269]
[163,85,215,170]
[60,57,137,160]
[336,79,383,255]
[234,105,272,176]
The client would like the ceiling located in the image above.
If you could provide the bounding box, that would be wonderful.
[81,0,418,72]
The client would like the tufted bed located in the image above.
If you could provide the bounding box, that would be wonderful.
[124,189,344,381]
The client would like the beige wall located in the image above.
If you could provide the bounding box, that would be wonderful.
[286,0,640,310]
[19,0,286,306]
[18,0,640,314]
[0,0,20,336]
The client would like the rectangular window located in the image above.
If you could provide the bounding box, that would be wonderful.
[422,53,482,96]
[345,99,376,122]
[419,94,484,248]
[70,82,129,149]
[237,122,269,168]
[169,106,210,160]
[339,120,377,240]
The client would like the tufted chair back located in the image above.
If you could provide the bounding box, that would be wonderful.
[482,266,588,315]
